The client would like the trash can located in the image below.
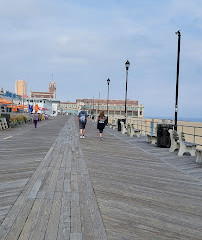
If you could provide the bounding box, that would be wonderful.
[1,113,10,127]
[118,119,125,131]
[157,124,174,148]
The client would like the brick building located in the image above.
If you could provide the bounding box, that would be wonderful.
[60,102,78,114]
[30,82,56,99]
[76,98,144,117]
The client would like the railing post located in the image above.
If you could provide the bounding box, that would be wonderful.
[141,119,142,135]
[151,119,154,136]
[194,126,196,143]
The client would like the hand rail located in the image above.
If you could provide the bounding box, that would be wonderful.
[109,116,202,148]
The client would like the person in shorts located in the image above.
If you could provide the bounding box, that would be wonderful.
[78,106,88,138]
[97,111,107,140]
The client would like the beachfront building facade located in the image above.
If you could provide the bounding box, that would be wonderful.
[30,82,56,99]
[15,79,27,96]
[24,97,53,116]
[76,98,144,118]
[60,102,78,115]
[23,97,60,116]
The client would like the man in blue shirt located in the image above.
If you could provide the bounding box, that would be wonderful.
[78,106,88,138]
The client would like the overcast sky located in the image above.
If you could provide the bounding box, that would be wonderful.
[0,0,202,118]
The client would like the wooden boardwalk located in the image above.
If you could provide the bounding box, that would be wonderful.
[0,116,202,239]
[0,116,68,226]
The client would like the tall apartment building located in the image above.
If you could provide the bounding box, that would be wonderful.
[15,79,27,96]
[76,98,144,118]
[30,82,56,99]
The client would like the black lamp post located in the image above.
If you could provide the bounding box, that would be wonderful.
[174,30,181,131]
[107,78,110,123]
[125,60,130,124]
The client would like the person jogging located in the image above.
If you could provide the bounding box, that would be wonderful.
[78,106,88,138]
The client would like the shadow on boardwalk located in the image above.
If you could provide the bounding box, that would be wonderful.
[0,116,202,240]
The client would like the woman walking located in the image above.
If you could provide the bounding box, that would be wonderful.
[33,112,39,128]
[97,111,107,140]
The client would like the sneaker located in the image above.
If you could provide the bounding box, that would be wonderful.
[82,136,85,139]
[80,136,83,139]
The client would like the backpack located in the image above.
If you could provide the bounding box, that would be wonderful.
[79,112,86,123]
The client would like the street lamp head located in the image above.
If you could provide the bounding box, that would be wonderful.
[125,60,130,70]
[175,30,181,36]
[107,78,110,85]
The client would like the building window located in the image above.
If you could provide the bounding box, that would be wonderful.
[128,111,132,116]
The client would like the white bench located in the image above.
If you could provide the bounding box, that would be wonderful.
[108,119,117,129]
[127,124,132,137]
[177,131,196,156]
[120,121,127,134]
[147,133,157,144]
[0,120,3,130]
[128,124,141,137]
[196,149,202,164]
[112,119,118,129]
[108,123,113,128]
[0,118,8,130]
[132,125,141,137]
[168,129,180,152]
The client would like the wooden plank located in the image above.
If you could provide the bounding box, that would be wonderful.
[57,192,70,240]
[44,192,62,240]
[70,193,81,234]
[4,199,34,240]
[18,198,44,240]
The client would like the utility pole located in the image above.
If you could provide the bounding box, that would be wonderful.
[98,92,100,114]
[107,78,110,123]
[11,93,13,113]
[93,97,94,116]
[174,30,181,131]
[124,60,130,124]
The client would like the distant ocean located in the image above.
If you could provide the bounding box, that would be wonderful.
[144,116,202,123]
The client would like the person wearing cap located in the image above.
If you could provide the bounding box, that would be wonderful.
[78,106,88,138]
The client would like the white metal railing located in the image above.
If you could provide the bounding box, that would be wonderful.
[108,116,202,148]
